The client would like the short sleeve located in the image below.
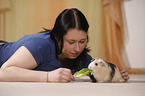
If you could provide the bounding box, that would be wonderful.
[22,37,52,65]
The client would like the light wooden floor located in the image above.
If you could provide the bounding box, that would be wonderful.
[0,74,145,96]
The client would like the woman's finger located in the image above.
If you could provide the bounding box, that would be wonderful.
[60,74,71,82]
[61,68,75,81]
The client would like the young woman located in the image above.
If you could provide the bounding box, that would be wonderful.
[0,8,129,83]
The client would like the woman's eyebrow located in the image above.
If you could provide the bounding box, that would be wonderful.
[67,38,87,41]
[80,38,87,40]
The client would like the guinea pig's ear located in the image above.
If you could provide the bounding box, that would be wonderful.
[102,59,110,66]
[99,61,105,66]
[101,63,105,66]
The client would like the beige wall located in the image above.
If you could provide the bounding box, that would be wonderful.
[1,0,145,69]
[122,0,145,68]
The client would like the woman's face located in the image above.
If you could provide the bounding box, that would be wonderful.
[60,29,87,59]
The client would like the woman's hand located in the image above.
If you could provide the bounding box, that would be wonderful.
[48,68,75,83]
[120,69,130,81]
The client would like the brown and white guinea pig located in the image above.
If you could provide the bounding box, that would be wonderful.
[88,58,123,83]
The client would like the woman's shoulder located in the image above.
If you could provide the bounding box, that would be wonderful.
[22,32,54,48]
[20,32,55,65]
[10,32,55,57]
[21,32,50,41]
[16,32,52,46]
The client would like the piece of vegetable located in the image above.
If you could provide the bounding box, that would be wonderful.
[74,68,91,78]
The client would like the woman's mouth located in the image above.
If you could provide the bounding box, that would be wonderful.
[71,53,79,57]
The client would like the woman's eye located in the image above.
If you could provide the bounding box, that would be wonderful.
[79,41,85,44]
[69,42,75,44]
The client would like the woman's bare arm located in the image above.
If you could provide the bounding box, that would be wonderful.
[0,46,75,82]
[0,46,47,82]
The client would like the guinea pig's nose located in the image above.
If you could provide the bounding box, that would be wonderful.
[88,65,91,69]
[88,65,92,70]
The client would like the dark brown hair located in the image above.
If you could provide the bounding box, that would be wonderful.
[43,8,90,55]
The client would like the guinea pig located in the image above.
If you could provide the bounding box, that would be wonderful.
[88,58,123,83]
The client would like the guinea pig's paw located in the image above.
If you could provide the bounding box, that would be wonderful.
[89,73,97,82]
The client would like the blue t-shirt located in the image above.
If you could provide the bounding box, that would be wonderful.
[0,32,92,74]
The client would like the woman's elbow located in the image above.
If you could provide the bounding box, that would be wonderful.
[0,69,5,82]
[0,67,10,82]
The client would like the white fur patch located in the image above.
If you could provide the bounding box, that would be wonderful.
[88,58,123,82]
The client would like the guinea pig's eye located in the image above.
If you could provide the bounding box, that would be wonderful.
[95,63,98,66]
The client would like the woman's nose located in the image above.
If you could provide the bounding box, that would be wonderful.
[74,43,80,52]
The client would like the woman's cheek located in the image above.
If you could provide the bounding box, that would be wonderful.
[81,43,86,49]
